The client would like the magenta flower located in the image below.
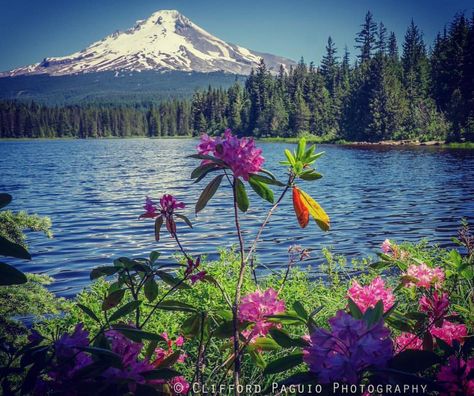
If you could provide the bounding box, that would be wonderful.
[140,196,159,218]
[197,129,265,181]
[419,291,449,320]
[381,239,392,254]
[404,263,445,289]
[169,376,190,395]
[347,277,395,313]
[160,194,185,214]
[430,320,468,346]
[437,356,474,396]
[190,270,207,284]
[395,332,423,353]
[304,310,393,384]
[154,332,187,366]
[238,288,285,340]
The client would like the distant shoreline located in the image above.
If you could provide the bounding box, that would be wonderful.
[1,136,473,149]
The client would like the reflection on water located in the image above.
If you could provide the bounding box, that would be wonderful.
[0,139,473,297]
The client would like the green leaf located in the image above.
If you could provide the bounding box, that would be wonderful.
[266,312,305,325]
[108,300,141,322]
[102,289,125,311]
[249,337,281,352]
[90,266,119,280]
[248,349,266,369]
[76,303,100,323]
[195,174,224,213]
[78,347,123,368]
[389,350,442,373]
[363,300,384,326]
[269,328,309,348]
[0,193,12,209]
[191,163,217,179]
[155,351,182,368]
[296,137,306,160]
[248,173,286,187]
[144,278,159,302]
[0,261,27,285]
[149,251,160,264]
[235,178,249,212]
[292,301,308,320]
[175,214,193,228]
[214,320,250,338]
[248,176,274,204]
[154,216,164,242]
[187,153,226,166]
[299,170,322,181]
[181,313,202,337]
[112,326,167,343]
[141,368,181,380]
[156,300,197,312]
[156,271,190,289]
[263,353,304,375]
[347,298,363,319]
[284,149,296,166]
[0,236,31,260]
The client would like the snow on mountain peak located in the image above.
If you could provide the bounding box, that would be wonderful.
[4,10,295,77]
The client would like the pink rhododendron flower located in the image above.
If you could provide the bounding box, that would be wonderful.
[404,263,445,289]
[437,356,474,396]
[347,276,395,313]
[169,376,190,395]
[381,239,392,254]
[140,196,159,218]
[238,288,285,341]
[154,332,187,366]
[304,310,393,384]
[197,129,265,181]
[395,332,423,352]
[140,194,185,219]
[430,320,467,346]
[419,291,449,320]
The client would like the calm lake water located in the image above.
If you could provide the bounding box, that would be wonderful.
[1,139,473,297]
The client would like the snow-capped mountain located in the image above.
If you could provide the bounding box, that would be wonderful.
[3,10,295,77]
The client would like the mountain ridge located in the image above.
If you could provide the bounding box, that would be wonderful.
[2,9,296,77]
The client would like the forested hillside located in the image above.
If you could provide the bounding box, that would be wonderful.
[1,12,473,141]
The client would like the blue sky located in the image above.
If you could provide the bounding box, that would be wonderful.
[0,0,472,72]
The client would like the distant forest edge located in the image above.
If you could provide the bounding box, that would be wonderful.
[1,11,473,142]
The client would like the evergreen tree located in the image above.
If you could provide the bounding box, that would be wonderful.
[355,11,378,62]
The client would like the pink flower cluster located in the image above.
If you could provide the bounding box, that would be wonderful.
[430,320,467,346]
[404,262,445,289]
[238,288,285,340]
[304,310,393,384]
[347,277,395,313]
[437,356,474,396]
[395,332,423,352]
[419,291,449,320]
[197,129,265,181]
[381,239,392,254]
[154,332,186,366]
[141,194,185,219]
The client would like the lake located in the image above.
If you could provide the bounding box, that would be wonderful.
[1,139,473,297]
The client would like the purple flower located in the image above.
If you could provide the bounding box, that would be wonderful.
[304,310,393,384]
[189,270,207,284]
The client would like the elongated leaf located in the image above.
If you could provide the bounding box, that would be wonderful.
[102,289,125,311]
[156,271,191,289]
[248,173,286,187]
[109,300,141,322]
[263,353,304,374]
[248,176,274,204]
[0,193,12,209]
[191,163,217,179]
[154,216,164,242]
[155,351,182,368]
[78,347,123,368]
[269,328,309,348]
[0,236,31,260]
[389,350,442,373]
[292,187,309,228]
[296,137,306,160]
[299,170,322,181]
[156,300,197,312]
[141,368,181,380]
[235,178,249,212]
[90,266,119,280]
[297,188,330,231]
[195,174,224,213]
[112,326,166,343]
[144,278,159,302]
[187,153,226,166]
[149,251,160,264]
[284,149,296,166]
[292,301,308,320]
[181,313,202,337]
[363,300,384,326]
[0,261,27,285]
[347,298,363,319]
[76,303,100,323]
[249,337,281,351]
[175,214,193,228]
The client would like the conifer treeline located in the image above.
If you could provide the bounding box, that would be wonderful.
[1,12,473,141]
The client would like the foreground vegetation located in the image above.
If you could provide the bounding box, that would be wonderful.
[0,136,473,395]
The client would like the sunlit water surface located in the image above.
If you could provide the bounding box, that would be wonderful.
[1,139,473,297]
